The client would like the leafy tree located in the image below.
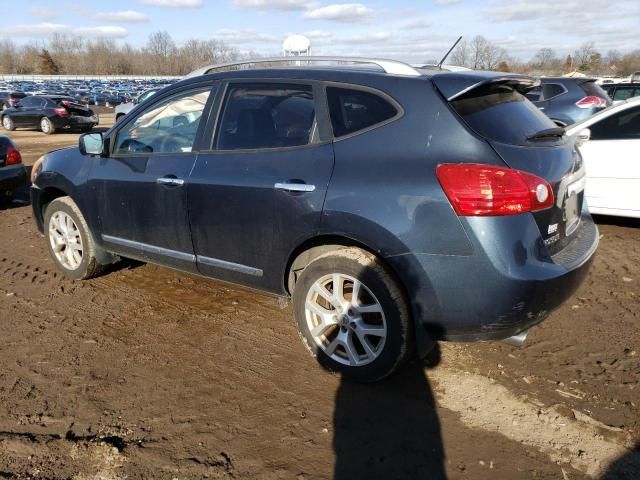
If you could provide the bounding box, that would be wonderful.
[38,49,59,74]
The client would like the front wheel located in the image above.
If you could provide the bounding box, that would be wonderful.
[44,197,104,280]
[40,117,55,134]
[2,115,15,131]
[293,247,413,382]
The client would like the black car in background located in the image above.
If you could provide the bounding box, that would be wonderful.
[1,96,98,134]
[0,135,26,204]
[601,82,640,103]
[0,91,27,111]
[525,77,611,126]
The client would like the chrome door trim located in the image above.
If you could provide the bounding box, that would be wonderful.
[197,255,263,277]
[101,234,195,262]
[274,182,316,193]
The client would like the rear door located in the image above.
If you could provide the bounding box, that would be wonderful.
[437,78,586,252]
[188,81,334,293]
[581,106,640,215]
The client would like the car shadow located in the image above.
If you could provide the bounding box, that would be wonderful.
[592,214,640,229]
[333,348,446,480]
[600,441,640,480]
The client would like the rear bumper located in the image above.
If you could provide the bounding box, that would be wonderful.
[386,212,598,345]
[0,164,27,192]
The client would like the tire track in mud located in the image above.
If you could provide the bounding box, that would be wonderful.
[1,207,638,478]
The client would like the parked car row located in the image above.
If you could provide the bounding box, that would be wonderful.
[0,78,175,109]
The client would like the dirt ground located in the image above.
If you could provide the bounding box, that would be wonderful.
[0,113,638,479]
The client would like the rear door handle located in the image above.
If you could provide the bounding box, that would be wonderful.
[274,182,316,193]
[157,176,184,187]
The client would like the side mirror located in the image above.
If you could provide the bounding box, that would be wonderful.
[576,128,591,146]
[79,132,105,156]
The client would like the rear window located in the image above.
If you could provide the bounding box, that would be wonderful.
[450,84,557,146]
[327,87,398,138]
[542,83,565,99]
[581,81,608,99]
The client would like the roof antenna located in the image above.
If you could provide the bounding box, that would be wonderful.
[437,36,462,70]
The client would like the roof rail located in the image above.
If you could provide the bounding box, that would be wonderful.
[185,56,421,78]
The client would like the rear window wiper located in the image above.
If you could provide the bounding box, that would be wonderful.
[526,127,565,142]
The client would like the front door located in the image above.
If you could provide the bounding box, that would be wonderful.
[189,81,334,292]
[88,85,215,271]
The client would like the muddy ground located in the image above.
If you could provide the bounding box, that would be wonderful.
[0,113,638,479]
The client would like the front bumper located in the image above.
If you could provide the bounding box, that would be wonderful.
[0,164,27,192]
[386,212,598,345]
[30,186,45,233]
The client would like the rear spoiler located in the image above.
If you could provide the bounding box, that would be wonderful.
[431,73,539,102]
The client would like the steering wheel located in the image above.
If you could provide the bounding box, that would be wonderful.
[158,134,192,153]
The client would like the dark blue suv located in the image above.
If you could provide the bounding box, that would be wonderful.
[30,58,598,382]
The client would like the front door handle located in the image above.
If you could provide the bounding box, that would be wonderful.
[274,182,316,193]
[157,176,184,187]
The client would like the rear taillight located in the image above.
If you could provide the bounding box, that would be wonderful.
[53,107,69,116]
[436,163,554,216]
[575,96,608,109]
[6,146,22,165]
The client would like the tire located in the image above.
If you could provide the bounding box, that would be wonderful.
[293,247,413,382]
[44,197,104,280]
[2,115,15,131]
[116,114,125,122]
[40,117,55,134]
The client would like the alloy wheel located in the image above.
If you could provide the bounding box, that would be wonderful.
[305,273,387,366]
[48,211,83,270]
[40,118,50,133]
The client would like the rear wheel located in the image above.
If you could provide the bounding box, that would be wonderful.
[40,117,55,134]
[2,115,15,131]
[44,197,104,280]
[293,247,413,382]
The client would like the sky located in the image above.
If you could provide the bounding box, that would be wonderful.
[2,0,639,63]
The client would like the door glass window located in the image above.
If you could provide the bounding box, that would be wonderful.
[327,87,398,137]
[589,106,640,140]
[19,96,38,107]
[114,88,211,155]
[216,84,315,150]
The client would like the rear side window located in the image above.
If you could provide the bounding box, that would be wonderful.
[327,87,398,138]
[451,84,557,146]
[216,83,315,150]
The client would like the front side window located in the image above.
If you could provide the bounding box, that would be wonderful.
[327,87,398,138]
[114,88,211,155]
[589,106,640,140]
[216,83,315,150]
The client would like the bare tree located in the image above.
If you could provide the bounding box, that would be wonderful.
[450,39,470,67]
[573,42,598,70]
[533,48,556,69]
